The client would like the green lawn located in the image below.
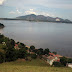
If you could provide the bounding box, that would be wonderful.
[0,59,72,72]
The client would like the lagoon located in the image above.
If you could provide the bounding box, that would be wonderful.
[0,20,72,57]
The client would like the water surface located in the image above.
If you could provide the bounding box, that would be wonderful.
[0,20,72,57]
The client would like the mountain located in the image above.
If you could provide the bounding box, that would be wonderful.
[16,14,72,23]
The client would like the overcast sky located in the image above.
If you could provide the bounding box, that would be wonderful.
[0,0,72,20]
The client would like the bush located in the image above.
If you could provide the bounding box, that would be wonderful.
[67,58,72,63]
[31,54,37,59]
[37,48,44,55]
[60,57,67,66]
[53,62,64,67]
[30,45,35,51]
[18,48,27,59]
[0,50,5,63]
[52,52,57,55]
[5,48,17,62]
[44,48,50,55]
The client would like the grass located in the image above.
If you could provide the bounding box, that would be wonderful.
[0,59,72,72]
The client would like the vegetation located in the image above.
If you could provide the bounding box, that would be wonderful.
[30,45,35,52]
[0,34,72,72]
[31,54,37,59]
[60,57,72,66]
[0,23,5,28]
[53,57,72,67]
[52,51,57,55]
[0,34,28,63]
[18,48,27,59]
[0,49,5,63]
[0,59,72,72]
[43,48,50,55]
[53,62,64,67]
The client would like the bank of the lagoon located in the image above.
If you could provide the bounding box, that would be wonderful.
[0,23,5,28]
[0,20,72,57]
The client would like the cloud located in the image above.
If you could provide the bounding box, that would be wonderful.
[39,12,50,16]
[24,9,54,17]
[37,11,55,17]
[3,0,72,9]
[25,9,37,15]
[16,9,22,14]
[9,9,22,14]
[0,0,6,5]
[9,11,15,14]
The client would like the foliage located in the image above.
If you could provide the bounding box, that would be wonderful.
[0,59,72,72]
[30,45,35,51]
[0,34,4,43]
[67,58,72,63]
[20,43,25,47]
[0,23,5,28]
[53,51,57,55]
[37,48,44,55]
[60,57,68,66]
[18,48,27,59]
[31,54,37,59]
[18,42,26,49]
[10,39,15,46]
[53,62,63,67]
[0,49,5,63]
[5,47,17,62]
[44,48,50,55]
[25,47,28,50]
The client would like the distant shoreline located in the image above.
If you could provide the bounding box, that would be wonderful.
[0,18,72,24]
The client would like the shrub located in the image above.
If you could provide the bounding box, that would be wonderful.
[44,48,50,55]
[0,49,5,63]
[53,62,64,67]
[31,54,37,59]
[67,58,72,63]
[30,45,35,51]
[18,48,27,59]
[5,48,17,62]
[60,57,67,66]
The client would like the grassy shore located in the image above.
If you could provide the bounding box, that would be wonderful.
[0,59,72,72]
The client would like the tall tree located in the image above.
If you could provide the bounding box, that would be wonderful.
[30,45,35,51]
[44,48,50,55]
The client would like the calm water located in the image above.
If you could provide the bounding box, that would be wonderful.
[0,20,72,57]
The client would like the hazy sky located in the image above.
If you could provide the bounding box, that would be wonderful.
[0,0,72,20]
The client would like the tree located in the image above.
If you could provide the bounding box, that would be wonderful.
[53,51,57,55]
[18,43,26,49]
[0,34,4,43]
[30,45,35,51]
[25,47,28,50]
[20,43,26,47]
[18,48,27,59]
[31,54,37,59]
[67,58,72,63]
[33,49,38,53]
[37,48,44,55]
[5,47,17,62]
[0,44,7,51]
[60,57,67,66]
[53,62,63,67]
[10,39,15,46]
[44,48,50,55]
[0,49,5,63]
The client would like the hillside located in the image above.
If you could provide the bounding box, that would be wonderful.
[0,59,72,72]
[16,14,72,23]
